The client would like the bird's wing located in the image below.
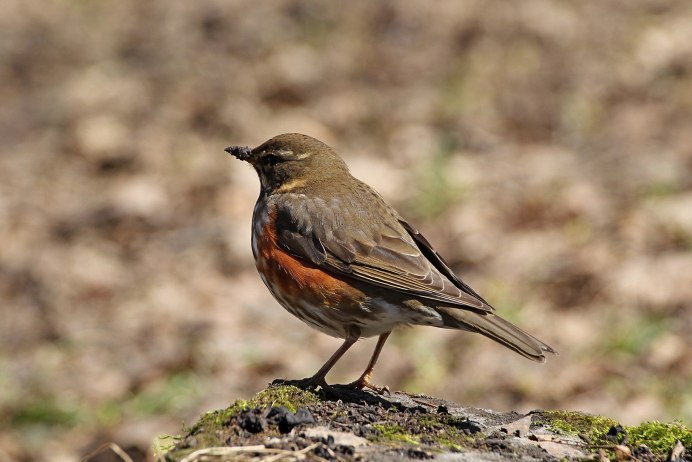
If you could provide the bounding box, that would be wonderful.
[274,193,494,313]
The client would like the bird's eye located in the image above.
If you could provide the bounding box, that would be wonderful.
[264,154,281,166]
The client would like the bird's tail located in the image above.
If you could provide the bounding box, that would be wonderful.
[437,307,557,362]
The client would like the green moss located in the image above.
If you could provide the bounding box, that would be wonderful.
[371,424,420,445]
[536,410,618,442]
[626,420,691,453]
[420,425,474,451]
[368,414,476,451]
[418,414,446,430]
[253,385,321,412]
[535,411,692,455]
[193,385,320,430]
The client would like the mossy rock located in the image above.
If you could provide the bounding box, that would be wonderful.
[162,386,691,461]
[534,409,691,457]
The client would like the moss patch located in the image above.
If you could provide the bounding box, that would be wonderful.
[193,385,320,430]
[366,411,479,451]
[534,410,618,442]
[626,420,691,453]
[417,414,478,450]
[534,410,692,455]
[371,423,421,445]
[238,385,321,413]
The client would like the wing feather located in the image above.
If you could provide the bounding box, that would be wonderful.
[273,192,493,313]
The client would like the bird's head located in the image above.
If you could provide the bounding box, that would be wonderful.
[226,133,349,194]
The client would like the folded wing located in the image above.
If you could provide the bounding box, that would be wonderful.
[274,193,493,313]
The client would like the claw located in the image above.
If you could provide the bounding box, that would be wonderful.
[361,382,390,395]
[335,372,390,395]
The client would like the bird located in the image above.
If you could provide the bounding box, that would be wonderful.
[226,133,556,393]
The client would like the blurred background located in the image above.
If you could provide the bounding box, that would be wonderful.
[1,0,691,460]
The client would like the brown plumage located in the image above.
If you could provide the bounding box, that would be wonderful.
[227,133,556,392]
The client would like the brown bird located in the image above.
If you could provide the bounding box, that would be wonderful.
[226,133,556,393]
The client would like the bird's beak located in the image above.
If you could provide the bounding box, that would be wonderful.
[225,146,252,161]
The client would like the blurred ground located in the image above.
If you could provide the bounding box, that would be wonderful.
[1,0,691,461]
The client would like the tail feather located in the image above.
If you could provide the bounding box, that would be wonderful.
[437,308,557,362]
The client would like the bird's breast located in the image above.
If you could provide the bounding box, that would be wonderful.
[251,199,374,337]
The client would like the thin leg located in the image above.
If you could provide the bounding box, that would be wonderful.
[310,335,359,383]
[273,335,359,390]
[340,331,392,394]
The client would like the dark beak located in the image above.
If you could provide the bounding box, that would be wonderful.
[225,146,252,161]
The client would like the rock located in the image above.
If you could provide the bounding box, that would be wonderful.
[281,408,316,433]
[668,440,685,462]
[530,440,589,459]
[497,415,532,437]
[164,386,690,462]
[615,444,632,460]
[266,405,316,434]
[301,426,368,447]
[237,409,265,434]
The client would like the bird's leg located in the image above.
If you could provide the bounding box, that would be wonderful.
[272,334,359,390]
[338,332,391,395]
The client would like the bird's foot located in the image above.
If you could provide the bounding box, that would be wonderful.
[334,373,390,395]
